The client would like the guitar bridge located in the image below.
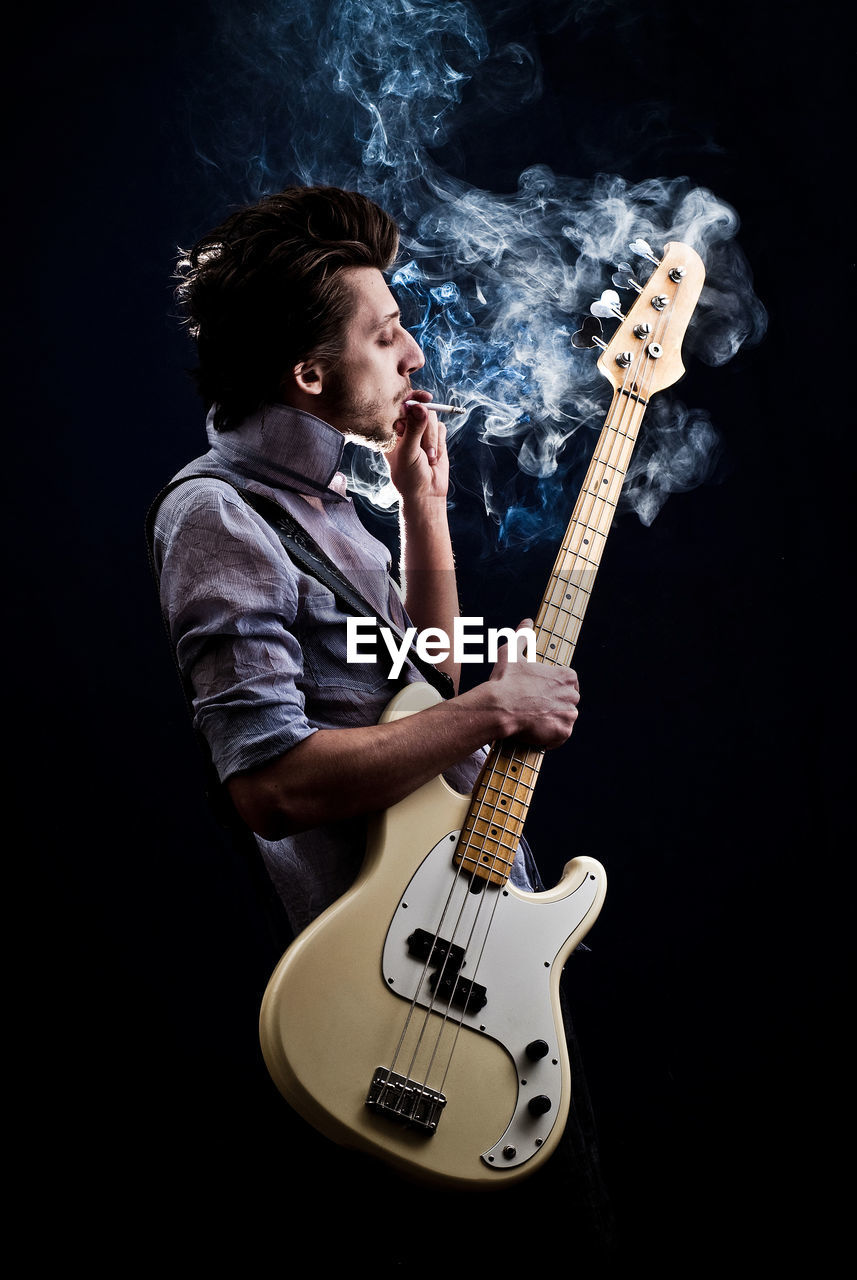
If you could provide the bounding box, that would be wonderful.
[365,1067,447,1135]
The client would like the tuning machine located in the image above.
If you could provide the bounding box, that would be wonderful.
[572,284,631,351]
[589,289,625,321]
[629,237,662,266]
[611,262,643,294]
[571,315,607,350]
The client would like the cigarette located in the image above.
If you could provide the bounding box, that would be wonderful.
[405,400,466,415]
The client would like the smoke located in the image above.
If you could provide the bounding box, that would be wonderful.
[188,0,767,548]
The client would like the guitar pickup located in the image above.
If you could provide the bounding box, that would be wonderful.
[428,969,487,1012]
[407,928,487,1011]
[407,928,465,970]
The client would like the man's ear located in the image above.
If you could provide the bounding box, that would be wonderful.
[291,358,325,397]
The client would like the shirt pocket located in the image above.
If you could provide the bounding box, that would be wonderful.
[297,581,395,696]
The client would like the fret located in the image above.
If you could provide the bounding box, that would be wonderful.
[585,488,617,507]
[455,853,516,886]
[541,598,587,625]
[590,457,624,477]
[560,515,608,540]
[540,590,590,620]
[462,795,530,826]
[466,799,530,826]
[550,548,600,571]
[459,828,520,859]
[539,641,577,667]
[458,826,523,854]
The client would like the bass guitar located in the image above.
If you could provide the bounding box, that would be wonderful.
[259,241,705,1188]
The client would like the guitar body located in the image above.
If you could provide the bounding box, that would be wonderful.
[259,682,607,1190]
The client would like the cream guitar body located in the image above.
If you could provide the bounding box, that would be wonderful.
[260,682,606,1189]
[259,242,705,1190]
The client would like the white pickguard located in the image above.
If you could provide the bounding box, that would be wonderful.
[382,831,603,1170]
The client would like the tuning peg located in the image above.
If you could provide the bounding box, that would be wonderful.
[611,263,643,293]
[571,316,608,350]
[629,238,661,265]
[589,289,625,321]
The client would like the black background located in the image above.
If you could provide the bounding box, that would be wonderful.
[25,1,850,1270]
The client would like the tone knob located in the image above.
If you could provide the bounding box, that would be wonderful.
[525,1039,550,1061]
[528,1095,552,1117]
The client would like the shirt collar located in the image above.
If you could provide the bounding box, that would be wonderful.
[205,403,348,499]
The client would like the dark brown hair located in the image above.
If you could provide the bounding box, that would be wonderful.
[174,186,400,431]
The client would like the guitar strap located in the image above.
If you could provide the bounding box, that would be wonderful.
[146,471,454,697]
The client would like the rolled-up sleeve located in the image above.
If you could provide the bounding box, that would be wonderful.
[154,479,317,781]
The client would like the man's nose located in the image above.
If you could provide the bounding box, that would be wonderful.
[401,331,425,375]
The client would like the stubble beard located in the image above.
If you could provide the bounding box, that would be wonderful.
[321,371,405,454]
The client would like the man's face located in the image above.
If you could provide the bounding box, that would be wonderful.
[317,267,425,451]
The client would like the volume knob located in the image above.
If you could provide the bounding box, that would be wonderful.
[525,1039,550,1061]
[528,1094,552,1117]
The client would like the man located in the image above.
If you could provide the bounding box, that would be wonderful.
[150,186,614,1266]
[152,186,581,936]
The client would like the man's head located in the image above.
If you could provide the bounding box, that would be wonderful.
[175,186,418,437]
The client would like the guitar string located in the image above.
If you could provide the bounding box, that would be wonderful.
[394,720,545,1100]
[385,728,546,1107]
[399,409,636,1100]
[537,280,680,666]
[385,372,662,1115]
[397,302,669,1097]
[379,269,684,1118]
[455,290,675,893]
[537,400,631,661]
[382,872,462,1085]
[382,760,509,1109]
[385,744,536,1112]
[426,277,689,1100]
[448,282,682,937]
[406,840,508,1096]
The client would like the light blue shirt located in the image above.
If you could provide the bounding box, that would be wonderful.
[152,404,537,933]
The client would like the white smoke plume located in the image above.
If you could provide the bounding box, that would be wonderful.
[188,0,767,548]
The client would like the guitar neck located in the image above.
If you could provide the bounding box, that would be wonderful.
[454,239,704,887]
[535,386,648,667]
[455,387,648,886]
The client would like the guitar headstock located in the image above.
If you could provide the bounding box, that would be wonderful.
[585,242,705,398]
